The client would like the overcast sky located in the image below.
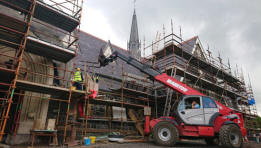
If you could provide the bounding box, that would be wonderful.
[81,0,261,115]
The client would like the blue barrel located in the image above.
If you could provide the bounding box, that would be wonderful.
[84,137,91,146]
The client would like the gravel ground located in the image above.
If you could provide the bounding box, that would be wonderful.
[9,140,261,148]
[78,141,261,148]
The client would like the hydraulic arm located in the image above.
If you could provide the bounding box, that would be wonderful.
[99,48,204,96]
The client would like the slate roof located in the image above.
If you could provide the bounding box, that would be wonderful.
[177,36,198,54]
[76,31,145,90]
[149,36,198,60]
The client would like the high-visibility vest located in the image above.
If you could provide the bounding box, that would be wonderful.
[74,71,82,82]
[94,76,99,83]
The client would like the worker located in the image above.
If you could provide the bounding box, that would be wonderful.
[73,67,84,90]
[192,101,200,109]
[94,74,99,83]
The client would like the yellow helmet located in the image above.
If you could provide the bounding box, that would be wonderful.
[77,67,80,71]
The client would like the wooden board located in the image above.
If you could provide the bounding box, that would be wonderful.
[128,109,144,136]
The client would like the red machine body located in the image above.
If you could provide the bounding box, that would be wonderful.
[155,73,204,96]
[147,73,246,148]
[148,101,246,138]
[148,73,246,139]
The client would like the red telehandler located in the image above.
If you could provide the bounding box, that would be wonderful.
[98,41,246,148]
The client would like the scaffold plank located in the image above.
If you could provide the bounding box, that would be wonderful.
[16,79,69,95]
[154,43,241,85]
[0,13,76,62]
[0,0,79,32]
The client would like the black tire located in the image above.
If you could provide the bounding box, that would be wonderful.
[152,121,179,146]
[219,124,243,148]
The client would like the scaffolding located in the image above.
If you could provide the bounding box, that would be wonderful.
[74,61,152,137]
[67,20,259,139]
[142,21,258,132]
[15,58,152,145]
[0,0,83,144]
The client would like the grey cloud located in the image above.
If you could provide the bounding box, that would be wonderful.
[83,0,261,115]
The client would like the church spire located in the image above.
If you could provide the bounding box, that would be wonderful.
[128,8,141,60]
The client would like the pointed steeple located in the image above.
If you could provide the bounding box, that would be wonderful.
[128,9,141,60]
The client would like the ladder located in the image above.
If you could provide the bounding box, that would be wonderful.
[163,68,176,116]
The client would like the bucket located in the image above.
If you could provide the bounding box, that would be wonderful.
[84,137,91,146]
[90,136,96,144]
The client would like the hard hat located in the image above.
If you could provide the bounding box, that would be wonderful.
[77,67,80,71]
